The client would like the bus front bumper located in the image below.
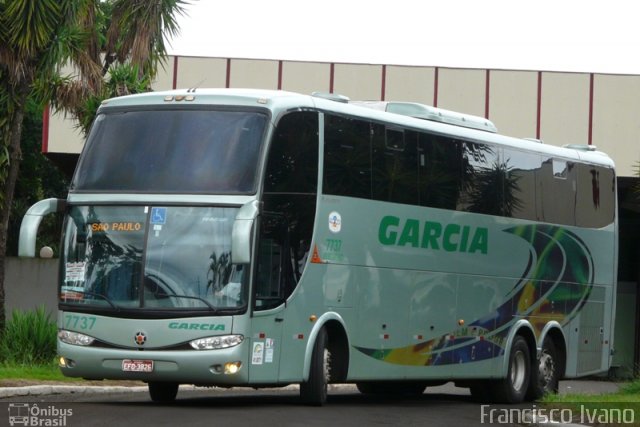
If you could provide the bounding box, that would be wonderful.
[57,340,249,386]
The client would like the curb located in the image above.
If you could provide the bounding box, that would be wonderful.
[0,385,149,398]
[0,383,318,399]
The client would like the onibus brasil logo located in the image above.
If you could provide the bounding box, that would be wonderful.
[8,403,73,426]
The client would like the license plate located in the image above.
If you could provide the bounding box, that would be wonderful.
[122,359,154,372]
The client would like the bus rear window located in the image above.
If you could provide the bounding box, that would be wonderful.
[73,109,268,193]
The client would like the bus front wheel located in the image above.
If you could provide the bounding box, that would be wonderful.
[148,382,179,403]
[472,335,531,403]
[494,335,531,403]
[300,327,329,406]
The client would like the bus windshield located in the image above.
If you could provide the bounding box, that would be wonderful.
[72,109,268,193]
[60,205,247,313]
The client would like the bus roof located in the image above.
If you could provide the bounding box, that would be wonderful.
[99,88,615,169]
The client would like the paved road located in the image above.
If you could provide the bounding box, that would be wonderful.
[2,385,484,427]
[0,381,621,427]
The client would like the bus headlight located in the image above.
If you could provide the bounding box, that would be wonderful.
[58,330,95,346]
[190,335,243,350]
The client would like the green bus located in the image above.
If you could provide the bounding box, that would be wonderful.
[19,89,617,405]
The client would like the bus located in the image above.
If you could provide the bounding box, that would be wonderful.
[19,88,617,405]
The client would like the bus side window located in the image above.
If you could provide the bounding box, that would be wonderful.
[323,114,372,199]
[255,215,295,310]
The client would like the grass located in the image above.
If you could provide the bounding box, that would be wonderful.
[0,361,82,383]
[542,379,640,403]
[0,306,57,365]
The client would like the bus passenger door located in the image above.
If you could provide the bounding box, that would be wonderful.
[248,214,292,383]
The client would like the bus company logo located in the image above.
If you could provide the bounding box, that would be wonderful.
[378,215,489,254]
[134,331,147,346]
[328,211,342,233]
[8,403,73,426]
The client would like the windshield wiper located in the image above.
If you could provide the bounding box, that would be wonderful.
[60,290,119,310]
[165,293,218,312]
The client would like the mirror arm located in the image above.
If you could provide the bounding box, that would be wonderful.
[18,198,66,257]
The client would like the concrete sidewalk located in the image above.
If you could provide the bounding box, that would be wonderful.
[0,380,622,399]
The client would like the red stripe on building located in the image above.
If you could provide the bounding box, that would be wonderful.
[381,65,386,101]
[329,63,335,93]
[433,67,439,107]
[536,71,542,139]
[485,69,491,119]
[588,73,594,145]
[172,56,178,89]
[226,59,231,88]
[41,105,50,153]
[278,61,283,90]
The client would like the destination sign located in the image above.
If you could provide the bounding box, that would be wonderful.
[90,222,143,232]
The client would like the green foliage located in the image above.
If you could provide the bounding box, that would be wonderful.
[0,362,75,382]
[621,379,640,395]
[6,99,68,256]
[74,63,152,134]
[0,306,57,365]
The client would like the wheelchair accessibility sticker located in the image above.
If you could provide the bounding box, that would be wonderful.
[151,207,167,225]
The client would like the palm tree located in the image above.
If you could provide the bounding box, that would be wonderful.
[0,0,185,330]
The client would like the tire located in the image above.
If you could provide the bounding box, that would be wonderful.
[300,327,330,406]
[527,337,560,400]
[148,382,179,403]
[492,335,531,403]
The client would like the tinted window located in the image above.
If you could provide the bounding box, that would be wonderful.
[74,109,267,193]
[255,215,295,310]
[372,126,419,204]
[502,149,542,221]
[264,112,318,194]
[539,157,577,225]
[418,133,464,210]
[459,142,503,215]
[576,164,615,228]
[263,112,318,285]
[323,115,372,199]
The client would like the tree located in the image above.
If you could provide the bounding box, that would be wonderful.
[0,0,186,330]
[8,99,69,257]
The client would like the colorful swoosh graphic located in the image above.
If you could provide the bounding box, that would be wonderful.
[355,224,595,366]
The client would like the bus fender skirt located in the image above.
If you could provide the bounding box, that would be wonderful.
[302,311,348,382]
[499,319,536,377]
[537,321,566,358]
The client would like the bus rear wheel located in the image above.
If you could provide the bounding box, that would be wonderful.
[148,382,179,403]
[527,336,560,400]
[300,327,329,406]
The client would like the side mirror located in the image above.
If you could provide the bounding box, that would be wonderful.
[18,198,66,257]
[231,200,259,264]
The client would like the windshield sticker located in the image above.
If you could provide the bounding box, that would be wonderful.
[252,342,264,365]
[65,262,86,282]
[328,211,342,233]
[151,207,167,225]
